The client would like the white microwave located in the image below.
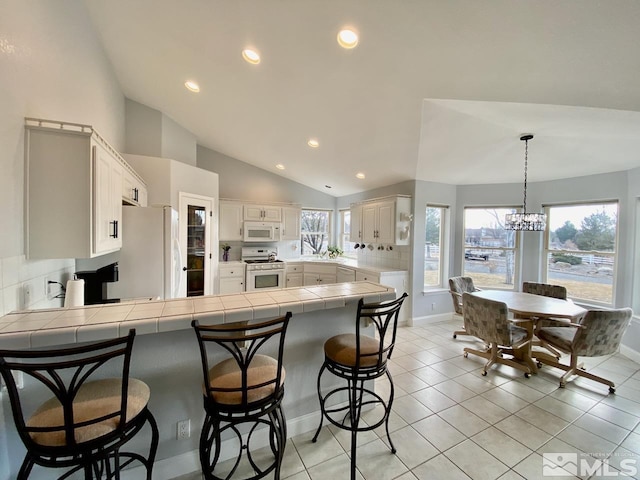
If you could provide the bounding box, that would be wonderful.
[243,222,282,242]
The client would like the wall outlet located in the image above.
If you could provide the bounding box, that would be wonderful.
[23,283,32,309]
[177,419,190,440]
[431,302,436,311]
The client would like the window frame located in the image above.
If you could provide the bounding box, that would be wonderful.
[462,206,521,291]
[339,208,357,259]
[424,204,447,289]
[300,208,332,257]
[542,201,619,306]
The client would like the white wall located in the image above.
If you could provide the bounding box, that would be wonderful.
[0,0,125,317]
[0,1,125,477]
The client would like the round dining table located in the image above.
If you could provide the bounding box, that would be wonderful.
[469,290,587,373]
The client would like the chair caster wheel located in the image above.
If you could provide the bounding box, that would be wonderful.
[464,352,468,358]
[453,334,457,339]
[391,448,397,454]
[559,383,566,388]
[482,371,487,376]
[537,362,543,369]
[524,373,531,378]
[609,386,616,394]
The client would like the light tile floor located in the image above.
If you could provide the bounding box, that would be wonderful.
[174,319,640,480]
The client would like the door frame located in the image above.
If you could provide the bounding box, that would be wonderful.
[178,192,214,297]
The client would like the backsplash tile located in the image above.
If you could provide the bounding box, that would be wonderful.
[0,255,75,315]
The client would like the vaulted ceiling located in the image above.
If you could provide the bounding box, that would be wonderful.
[84,0,640,196]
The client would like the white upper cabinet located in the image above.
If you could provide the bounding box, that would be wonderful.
[219,201,244,241]
[93,142,123,255]
[122,166,147,207]
[351,195,412,245]
[24,118,144,258]
[281,206,301,240]
[244,204,282,222]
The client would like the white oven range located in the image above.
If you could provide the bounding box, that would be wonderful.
[242,246,285,292]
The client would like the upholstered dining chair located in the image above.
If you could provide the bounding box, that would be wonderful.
[462,292,533,377]
[449,276,481,339]
[535,307,632,393]
[522,281,571,360]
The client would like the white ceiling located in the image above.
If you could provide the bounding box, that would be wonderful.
[83,0,640,196]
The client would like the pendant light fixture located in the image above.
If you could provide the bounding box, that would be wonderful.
[505,134,546,231]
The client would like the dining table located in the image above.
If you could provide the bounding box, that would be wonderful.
[470,289,587,374]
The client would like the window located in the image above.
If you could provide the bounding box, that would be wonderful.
[463,207,519,290]
[301,209,331,256]
[544,202,618,305]
[425,205,446,288]
[339,209,357,258]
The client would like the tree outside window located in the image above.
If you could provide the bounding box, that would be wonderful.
[463,207,519,290]
[545,202,618,305]
[301,209,331,255]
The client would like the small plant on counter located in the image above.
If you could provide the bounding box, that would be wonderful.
[327,246,344,259]
[221,243,231,262]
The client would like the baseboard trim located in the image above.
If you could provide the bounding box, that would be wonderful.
[120,410,323,480]
[620,344,640,364]
[410,312,454,327]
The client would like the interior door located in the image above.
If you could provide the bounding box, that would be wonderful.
[179,193,214,297]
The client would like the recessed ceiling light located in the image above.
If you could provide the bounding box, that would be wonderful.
[242,49,261,64]
[184,80,200,92]
[307,139,319,148]
[356,172,365,179]
[337,29,359,49]
[276,164,285,170]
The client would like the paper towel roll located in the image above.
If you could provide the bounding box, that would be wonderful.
[64,279,85,308]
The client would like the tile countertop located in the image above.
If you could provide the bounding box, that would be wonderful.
[284,258,408,275]
[0,282,396,350]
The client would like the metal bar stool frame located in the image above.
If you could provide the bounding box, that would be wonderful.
[312,293,408,480]
[0,329,158,479]
[192,313,292,480]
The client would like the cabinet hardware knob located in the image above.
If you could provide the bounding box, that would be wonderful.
[182,267,188,271]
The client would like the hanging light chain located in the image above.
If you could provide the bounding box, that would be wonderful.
[522,136,529,213]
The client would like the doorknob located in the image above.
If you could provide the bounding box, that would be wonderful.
[182,267,188,271]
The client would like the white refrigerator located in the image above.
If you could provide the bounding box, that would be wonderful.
[109,206,182,301]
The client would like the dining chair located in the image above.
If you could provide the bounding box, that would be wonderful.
[449,277,481,339]
[535,307,632,393]
[522,282,571,360]
[462,292,533,377]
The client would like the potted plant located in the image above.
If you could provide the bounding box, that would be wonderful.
[327,246,343,259]
[221,243,231,262]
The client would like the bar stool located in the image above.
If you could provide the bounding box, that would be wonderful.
[312,293,408,480]
[0,329,158,479]
[192,313,291,480]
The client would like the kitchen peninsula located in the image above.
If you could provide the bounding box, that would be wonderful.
[0,282,398,479]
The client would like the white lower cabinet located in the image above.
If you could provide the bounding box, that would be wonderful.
[337,266,356,283]
[356,271,380,283]
[219,263,245,294]
[303,264,337,286]
[286,263,304,288]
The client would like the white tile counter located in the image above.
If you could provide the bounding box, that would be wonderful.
[0,281,395,349]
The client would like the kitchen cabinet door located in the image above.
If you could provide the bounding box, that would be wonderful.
[356,271,380,283]
[122,167,148,207]
[349,204,363,243]
[286,273,303,288]
[318,273,337,284]
[219,201,244,241]
[93,141,123,255]
[376,199,396,244]
[282,206,301,240]
[244,204,282,222]
[337,267,356,283]
[219,264,245,294]
[361,203,378,243]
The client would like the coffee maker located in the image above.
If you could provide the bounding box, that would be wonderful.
[74,262,120,305]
